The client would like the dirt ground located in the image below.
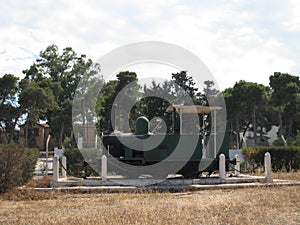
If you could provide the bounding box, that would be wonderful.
[0,172,299,225]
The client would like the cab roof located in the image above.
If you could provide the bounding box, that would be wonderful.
[166,105,222,114]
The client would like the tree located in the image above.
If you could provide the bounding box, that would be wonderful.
[23,44,97,148]
[171,71,201,105]
[269,72,300,141]
[96,71,140,133]
[140,80,175,133]
[73,63,103,144]
[224,80,270,147]
[0,74,22,143]
[18,79,56,147]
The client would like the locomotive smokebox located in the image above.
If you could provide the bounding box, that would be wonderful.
[135,116,149,135]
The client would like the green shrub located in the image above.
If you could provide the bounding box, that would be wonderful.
[0,144,39,193]
[241,146,300,172]
[64,148,102,177]
[291,131,300,146]
[272,138,285,146]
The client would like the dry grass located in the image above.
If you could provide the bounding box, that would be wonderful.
[0,187,299,224]
[0,173,299,224]
[270,171,300,181]
[25,175,53,188]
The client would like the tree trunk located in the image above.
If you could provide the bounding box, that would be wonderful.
[230,119,233,148]
[240,122,251,148]
[253,107,257,146]
[236,118,240,149]
[82,100,86,142]
[25,121,29,147]
[8,116,20,144]
[59,123,64,148]
[278,107,283,135]
[287,119,293,141]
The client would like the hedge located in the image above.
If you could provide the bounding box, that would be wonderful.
[63,148,102,177]
[0,144,39,193]
[241,146,300,172]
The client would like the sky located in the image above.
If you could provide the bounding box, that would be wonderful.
[0,0,299,90]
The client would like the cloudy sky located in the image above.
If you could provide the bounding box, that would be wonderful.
[0,0,299,90]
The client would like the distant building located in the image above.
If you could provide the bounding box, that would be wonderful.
[240,125,279,147]
[19,123,53,150]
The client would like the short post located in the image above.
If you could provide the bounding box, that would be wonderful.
[62,156,67,178]
[53,155,59,181]
[264,152,272,182]
[45,135,51,175]
[95,134,98,149]
[101,155,107,181]
[96,157,102,175]
[219,154,226,179]
[78,137,83,149]
[234,154,240,176]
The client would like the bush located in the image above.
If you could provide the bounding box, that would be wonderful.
[272,138,285,146]
[64,148,102,177]
[0,144,39,193]
[242,146,300,172]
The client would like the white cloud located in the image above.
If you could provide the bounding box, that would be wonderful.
[282,0,300,32]
[0,0,298,90]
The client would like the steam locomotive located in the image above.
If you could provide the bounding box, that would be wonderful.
[102,105,230,178]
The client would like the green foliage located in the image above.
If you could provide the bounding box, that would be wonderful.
[96,71,140,132]
[0,74,22,144]
[269,72,300,139]
[291,131,300,146]
[224,80,272,147]
[64,148,102,177]
[0,144,39,193]
[272,138,285,146]
[22,44,100,148]
[0,74,19,103]
[241,146,300,172]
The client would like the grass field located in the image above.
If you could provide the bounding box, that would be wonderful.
[0,173,299,225]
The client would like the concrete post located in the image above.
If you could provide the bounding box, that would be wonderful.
[53,155,59,181]
[78,137,83,149]
[96,157,102,175]
[213,110,217,158]
[264,152,272,182]
[101,155,107,181]
[219,154,226,179]
[234,154,240,176]
[62,156,67,178]
[95,134,98,149]
[45,135,51,175]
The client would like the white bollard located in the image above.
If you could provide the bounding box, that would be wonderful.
[235,154,240,176]
[95,134,98,149]
[264,152,272,182]
[53,155,59,181]
[78,137,83,149]
[62,156,67,178]
[219,154,226,179]
[101,155,107,181]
